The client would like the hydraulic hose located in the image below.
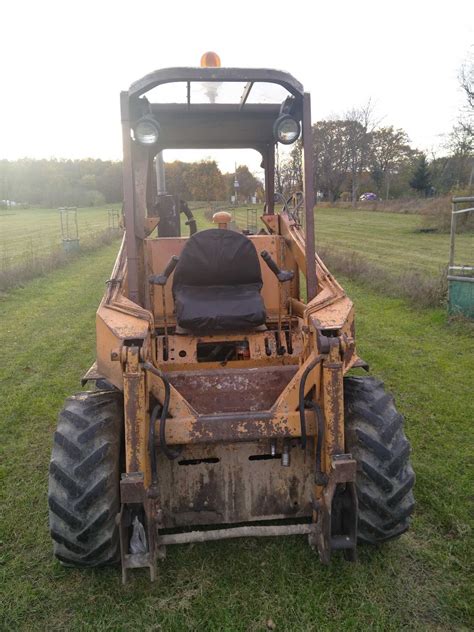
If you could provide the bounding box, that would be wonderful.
[304,400,328,486]
[298,355,323,450]
[142,362,181,475]
[149,403,160,483]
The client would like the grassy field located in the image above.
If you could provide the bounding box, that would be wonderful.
[4,204,472,277]
[193,206,473,307]
[194,206,473,279]
[2,204,472,288]
[0,206,120,269]
[1,241,472,631]
[314,207,473,279]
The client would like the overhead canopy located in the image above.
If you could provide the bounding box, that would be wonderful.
[150,103,281,150]
[129,67,304,99]
[126,67,304,152]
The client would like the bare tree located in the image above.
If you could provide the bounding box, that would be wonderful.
[278,141,303,196]
[344,100,377,205]
[369,127,413,199]
[459,51,474,112]
[274,145,283,194]
[312,121,351,201]
[456,50,474,187]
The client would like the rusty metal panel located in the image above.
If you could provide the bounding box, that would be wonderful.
[123,348,150,485]
[95,305,149,390]
[81,361,102,383]
[120,473,146,504]
[157,441,314,528]
[166,365,298,414]
[155,329,303,369]
[322,343,345,458]
[146,237,187,321]
[154,410,315,445]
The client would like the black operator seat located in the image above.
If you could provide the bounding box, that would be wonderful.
[172,228,266,332]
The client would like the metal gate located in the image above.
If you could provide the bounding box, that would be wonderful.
[448,196,474,318]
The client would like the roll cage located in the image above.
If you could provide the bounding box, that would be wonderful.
[120,66,317,305]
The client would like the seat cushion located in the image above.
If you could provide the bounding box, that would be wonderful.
[172,228,266,332]
[172,229,263,289]
[174,283,266,332]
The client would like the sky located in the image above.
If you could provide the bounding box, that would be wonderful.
[1,0,472,177]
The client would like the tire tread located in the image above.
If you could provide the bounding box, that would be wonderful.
[48,390,122,567]
[344,376,415,544]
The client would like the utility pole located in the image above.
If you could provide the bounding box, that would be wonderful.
[234,163,239,206]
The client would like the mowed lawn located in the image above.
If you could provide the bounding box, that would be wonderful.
[2,205,472,281]
[0,241,472,631]
[0,206,120,269]
[313,207,473,279]
[194,206,473,280]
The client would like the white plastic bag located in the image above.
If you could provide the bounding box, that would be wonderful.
[130,516,147,554]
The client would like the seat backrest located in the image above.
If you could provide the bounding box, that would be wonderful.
[172,229,262,290]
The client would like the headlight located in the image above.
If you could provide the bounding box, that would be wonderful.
[133,116,160,146]
[273,115,300,145]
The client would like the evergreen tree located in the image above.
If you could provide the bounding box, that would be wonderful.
[409,154,432,197]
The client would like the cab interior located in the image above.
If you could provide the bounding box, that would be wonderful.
[144,222,305,414]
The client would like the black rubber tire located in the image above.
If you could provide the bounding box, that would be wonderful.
[95,378,118,392]
[48,390,123,566]
[344,376,415,544]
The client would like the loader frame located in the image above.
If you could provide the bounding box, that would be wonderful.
[87,67,365,581]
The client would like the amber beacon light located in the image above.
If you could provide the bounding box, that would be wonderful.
[200,51,221,68]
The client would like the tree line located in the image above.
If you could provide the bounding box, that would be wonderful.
[277,115,472,202]
[1,54,471,208]
[1,134,470,208]
[2,126,470,208]
[0,158,261,207]
[276,117,472,202]
[164,161,262,202]
[0,158,123,208]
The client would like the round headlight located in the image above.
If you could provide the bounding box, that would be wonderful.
[133,116,160,146]
[273,115,300,145]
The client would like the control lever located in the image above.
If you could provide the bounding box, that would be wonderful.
[148,255,179,362]
[260,250,294,283]
[149,255,179,286]
[260,251,294,356]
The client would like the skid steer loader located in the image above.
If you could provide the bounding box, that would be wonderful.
[48,55,415,582]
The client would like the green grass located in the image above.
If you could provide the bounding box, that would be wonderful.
[194,205,473,282]
[0,206,120,269]
[314,207,473,278]
[1,242,473,631]
[2,205,472,279]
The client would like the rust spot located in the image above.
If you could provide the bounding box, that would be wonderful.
[167,366,298,414]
